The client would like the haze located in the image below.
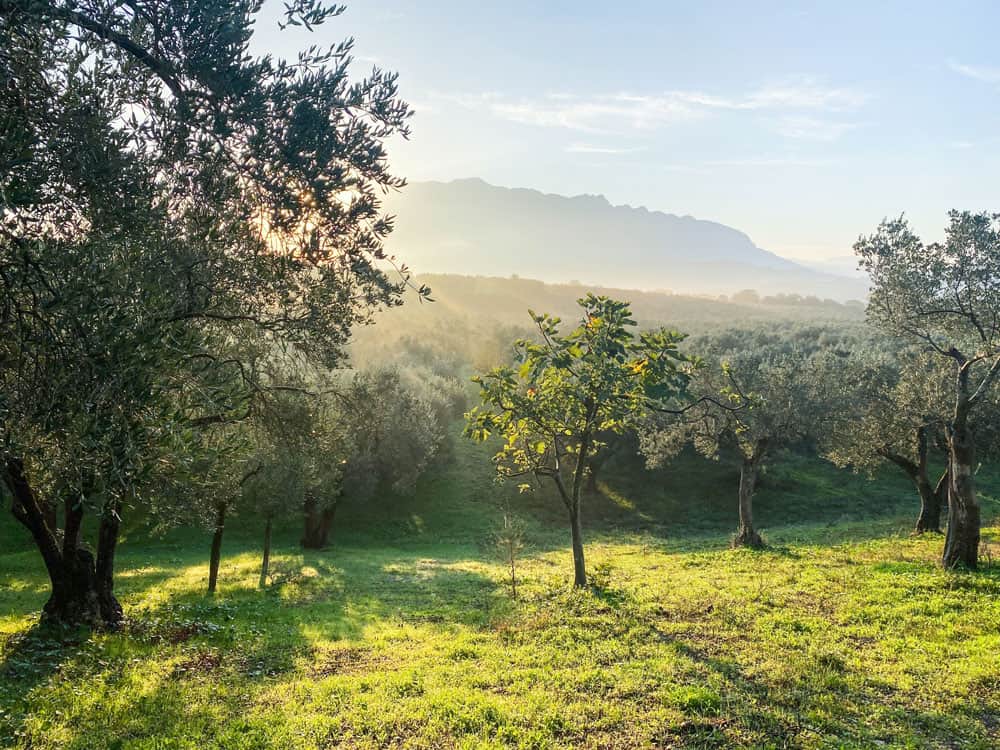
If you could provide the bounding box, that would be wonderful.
[253,0,1000,267]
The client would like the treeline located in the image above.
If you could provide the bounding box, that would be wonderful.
[729,288,866,309]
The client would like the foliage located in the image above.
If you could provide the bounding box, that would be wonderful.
[818,349,948,475]
[640,340,822,468]
[466,295,692,494]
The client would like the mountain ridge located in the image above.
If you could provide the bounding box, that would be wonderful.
[384,178,868,300]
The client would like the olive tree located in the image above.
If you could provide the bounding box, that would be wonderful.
[242,389,341,585]
[1,0,417,625]
[817,349,951,533]
[856,213,1000,568]
[301,367,444,549]
[465,295,692,587]
[640,344,819,548]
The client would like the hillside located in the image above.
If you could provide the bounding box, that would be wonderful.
[2,440,999,749]
[384,180,869,301]
[350,273,867,368]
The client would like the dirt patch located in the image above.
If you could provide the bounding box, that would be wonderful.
[311,646,391,677]
[172,650,222,675]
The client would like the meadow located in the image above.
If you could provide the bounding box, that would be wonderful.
[3,438,999,750]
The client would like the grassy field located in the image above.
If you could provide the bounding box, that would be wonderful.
[2,438,1000,749]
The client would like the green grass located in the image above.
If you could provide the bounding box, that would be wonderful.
[2,439,999,749]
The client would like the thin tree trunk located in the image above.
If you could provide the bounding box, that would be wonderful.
[566,407,596,588]
[259,515,272,588]
[207,501,227,594]
[569,505,587,587]
[733,456,764,548]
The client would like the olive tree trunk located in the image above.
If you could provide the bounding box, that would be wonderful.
[732,441,766,548]
[301,494,337,549]
[943,423,980,568]
[883,426,945,534]
[207,501,227,594]
[914,470,946,534]
[259,515,273,588]
[4,457,122,627]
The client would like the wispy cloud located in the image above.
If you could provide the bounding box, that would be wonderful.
[565,143,646,155]
[770,116,860,142]
[431,76,867,138]
[948,59,1000,84]
[705,155,836,167]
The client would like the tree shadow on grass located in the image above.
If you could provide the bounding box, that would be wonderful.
[1,542,505,749]
[0,621,93,746]
[649,618,997,748]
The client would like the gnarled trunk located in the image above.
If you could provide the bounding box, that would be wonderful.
[4,458,120,627]
[914,470,946,534]
[733,441,766,549]
[733,457,764,548]
[96,501,123,624]
[943,424,980,568]
[301,494,336,549]
[912,424,943,534]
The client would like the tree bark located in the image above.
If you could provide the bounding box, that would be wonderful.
[207,501,227,594]
[553,465,587,588]
[301,494,336,549]
[883,426,944,535]
[95,500,123,625]
[733,440,766,549]
[913,424,943,534]
[914,471,945,534]
[5,458,108,625]
[942,359,981,569]
[943,424,980,568]
[733,456,764,548]
[259,515,272,588]
[569,505,587,587]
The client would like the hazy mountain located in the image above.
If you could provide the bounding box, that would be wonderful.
[384,178,868,301]
[796,255,868,278]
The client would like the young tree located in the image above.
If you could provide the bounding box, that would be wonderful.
[1,1,418,625]
[857,213,1000,568]
[465,295,692,587]
[492,505,527,599]
[640,345,818,548]
[240,400,312,588]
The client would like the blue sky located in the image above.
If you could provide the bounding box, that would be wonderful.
[256,1,1000,262]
